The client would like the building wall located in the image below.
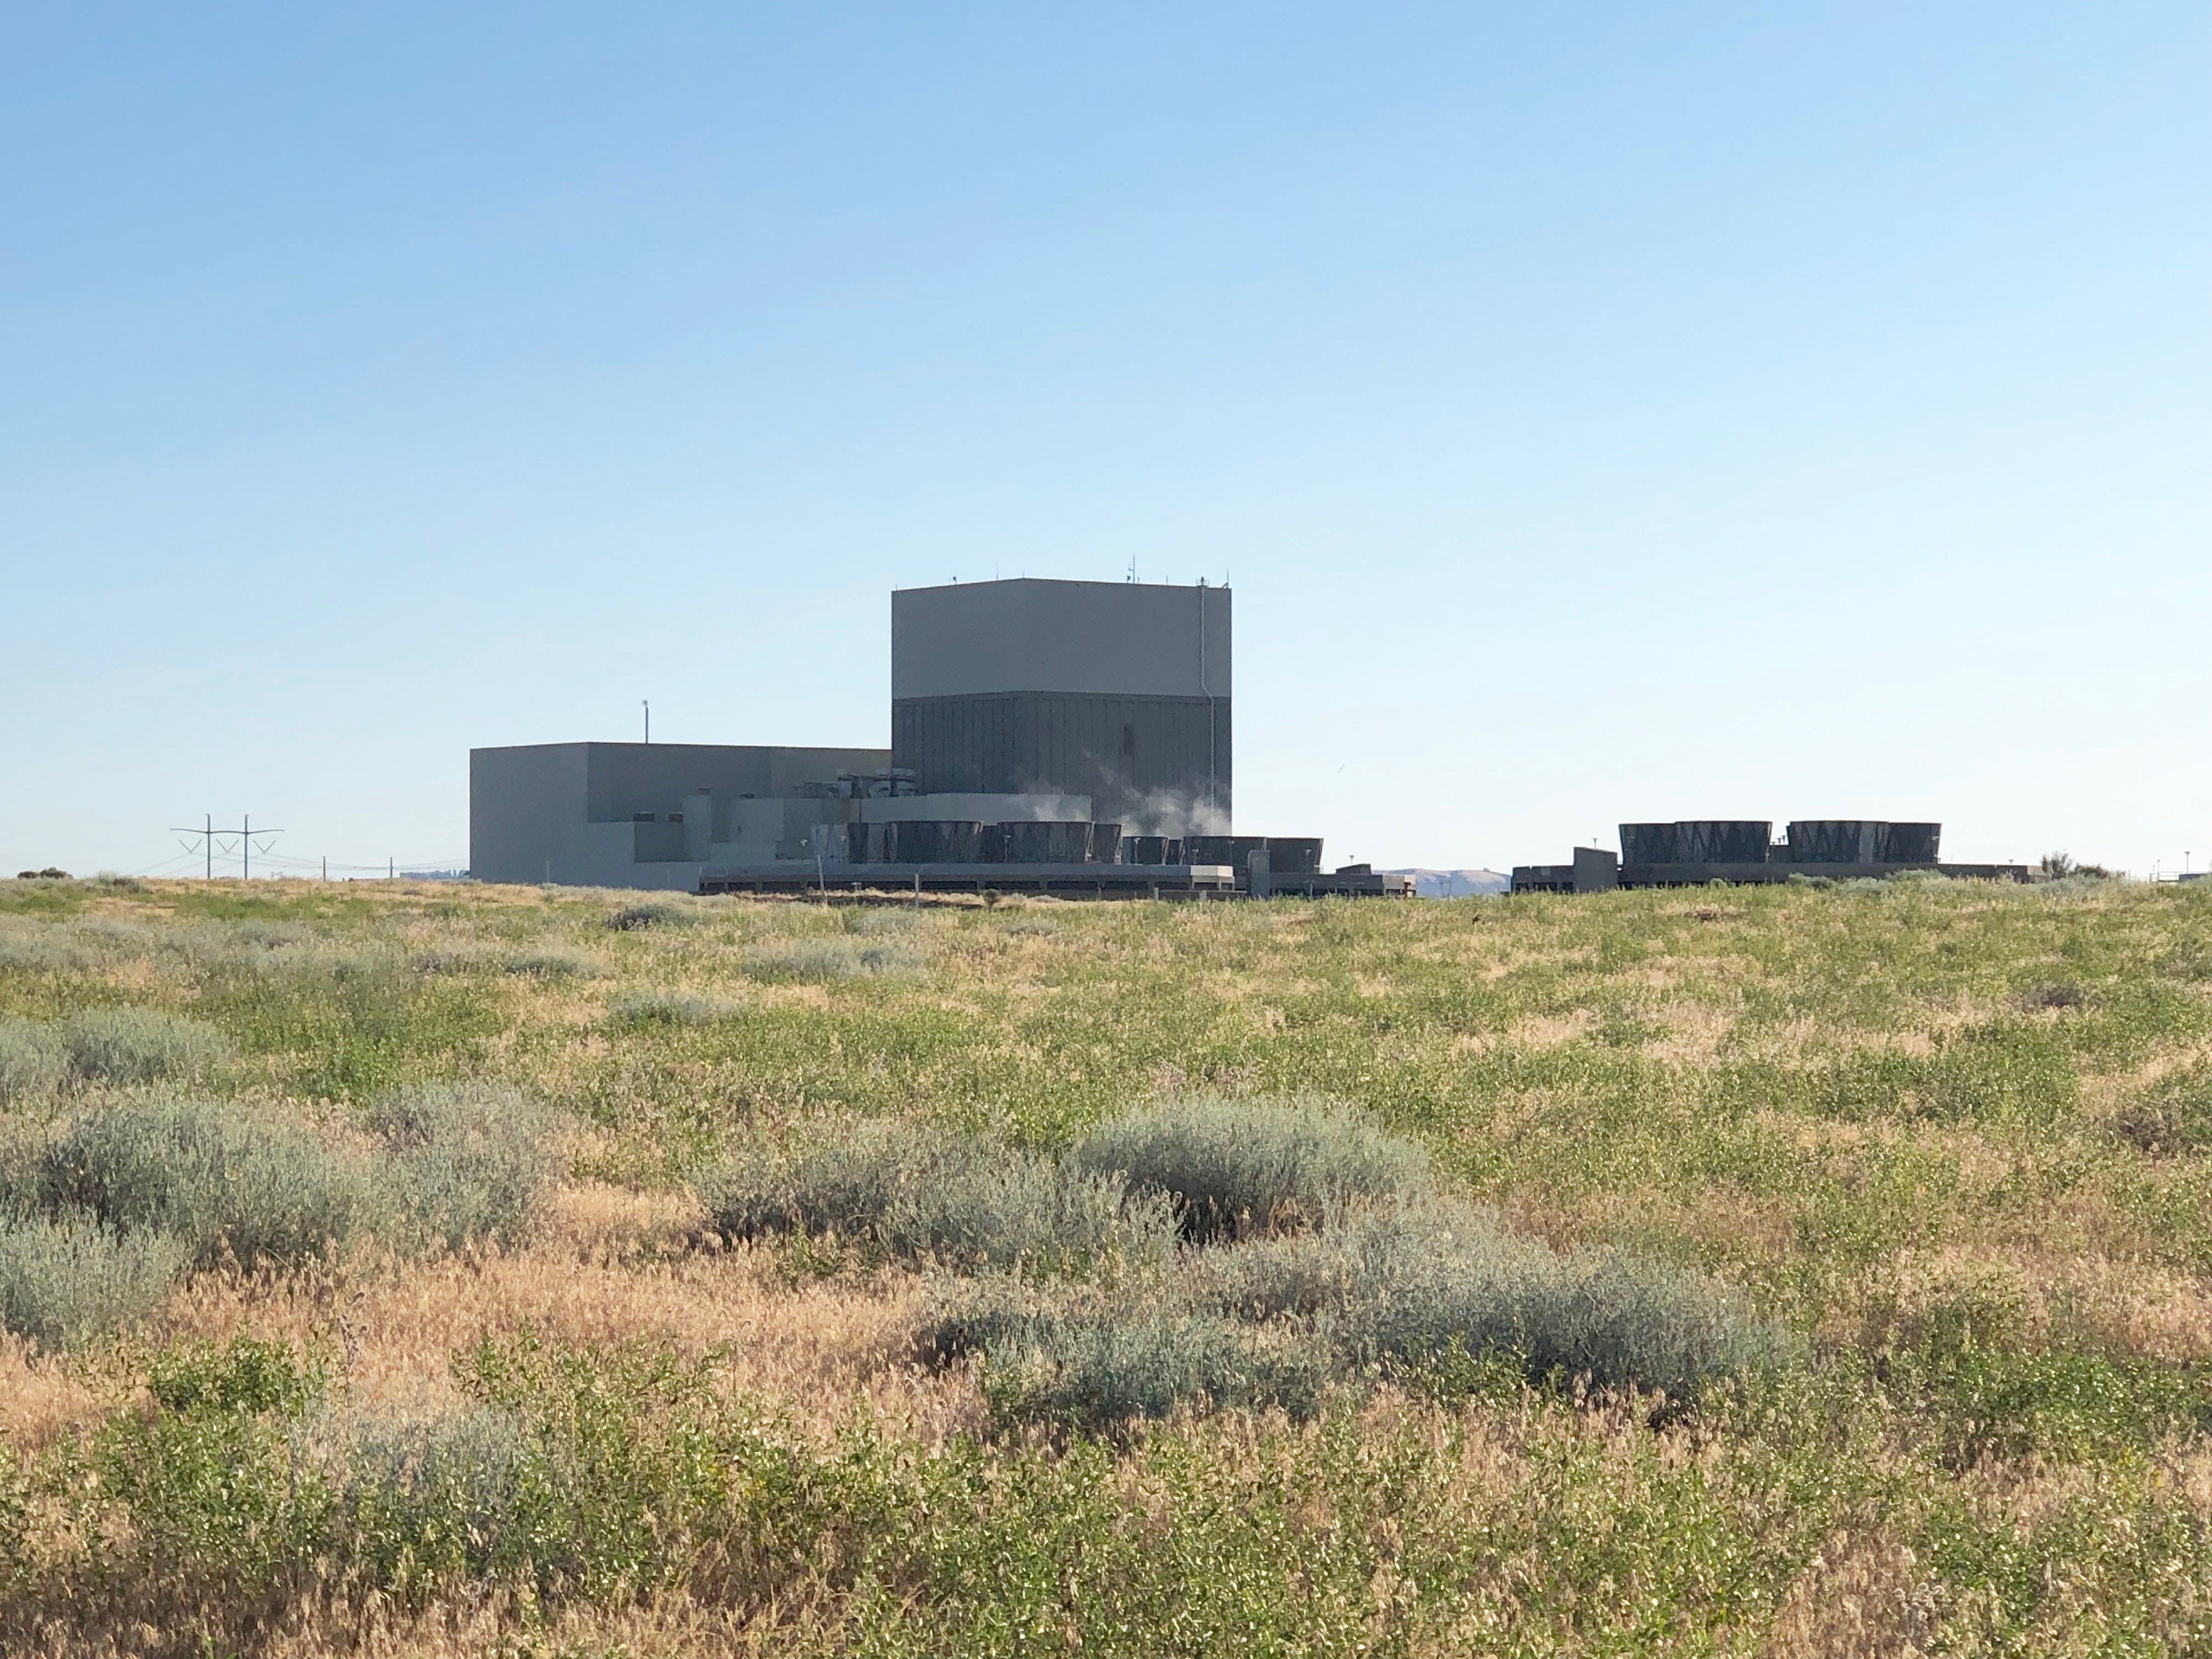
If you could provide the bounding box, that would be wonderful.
[1572,847,1620,893]
[891,692,1229,831]
[889,578,1232,830]
[469,741,890,888]
[475,578,1238,882]
[854,792,1091,823]
[891,578,1231,700]
[575,742,889,822]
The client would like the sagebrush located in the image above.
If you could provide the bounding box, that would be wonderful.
[3,873,2210,1656]
[1068,1094,1432,1238]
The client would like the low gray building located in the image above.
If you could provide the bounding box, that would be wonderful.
[469,742,891,889]
[1512,819,2029,892]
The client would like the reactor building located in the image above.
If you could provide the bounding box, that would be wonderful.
[891,578,1230,830]
[471,578,1404,898]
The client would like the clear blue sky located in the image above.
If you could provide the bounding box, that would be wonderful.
[4,4,2205,878]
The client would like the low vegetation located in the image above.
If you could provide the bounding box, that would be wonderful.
[702,1118,1175,1277]
[742,934,927,980]
[1,868,2209,1655]
[1066,1092,1432,1238]
[0,1008,227,1099]
[608,988,744,1028]
[0,1215,188,1351]
[365,1081,562,1251]
[32,1093,386,1268]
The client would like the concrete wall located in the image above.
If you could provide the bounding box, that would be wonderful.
[573,742,889,822]
[470,744,590,885]
[469,741,890,888]
[856,792,1091,823]
[891,578,1231,699]
[1572,847,1620,893]
[890,691,1229,831]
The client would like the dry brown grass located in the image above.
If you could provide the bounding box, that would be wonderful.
[0,1335,107,1452]
[151,1189,968,1439]
[1763,1525,1939,1659]
[7,874,2212,1654]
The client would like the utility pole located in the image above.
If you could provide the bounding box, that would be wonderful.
[172,816,281,881]
[643,699,651,743]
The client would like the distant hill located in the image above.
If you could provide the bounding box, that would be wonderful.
[1381,868,1510,898]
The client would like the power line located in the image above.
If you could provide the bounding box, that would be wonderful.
[124,849,212,878]
[154,817,461,883]
[253,852,464,872]
[171,815,282,881]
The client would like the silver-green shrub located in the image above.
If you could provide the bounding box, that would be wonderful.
[408,946,490,975]
[37,1096,385,1267]
[742,937,923,980]
[157,918,319,975]
[1068,1097,1431,1240]
[847,908,920,936]
[1462,1246,1779,1401]
[60,1007,231,1087]
[704,1121,1172,1275]
[0,1019,64,1105]
[922,1201,1780,1424]
[885,1154,1171,1276]
[0,1117,51,1214]
[0,918,95,975]
[503,948,601,980]
[608,989,742,1027]
[605,900,698,932]
[366,1082,561,1250]
[1193,1203,1783,1402]
[69,917,159,955]
[923,1277,1330,1430]
[0,1214,187,1348]
[703,1120,916,1239]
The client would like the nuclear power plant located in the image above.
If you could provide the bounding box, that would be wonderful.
[1511,821,2029,891]
[471,578,1409,898]
[472,578,2027,901]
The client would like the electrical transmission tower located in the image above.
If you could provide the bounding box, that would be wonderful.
[171,814,283,879]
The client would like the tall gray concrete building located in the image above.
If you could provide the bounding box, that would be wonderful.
[890,578,1230,832]
[470,575,1234,888]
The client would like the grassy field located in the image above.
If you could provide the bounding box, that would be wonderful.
[2,872,2210,1656]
